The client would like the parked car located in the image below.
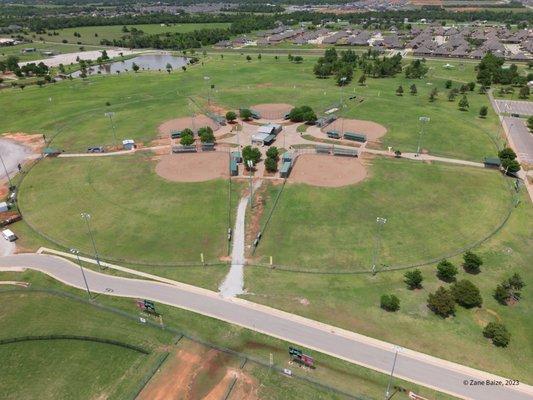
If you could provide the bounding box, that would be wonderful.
[1,229,17,242]
[87,146,104,153]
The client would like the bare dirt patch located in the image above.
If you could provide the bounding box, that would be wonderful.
[251,103,293,120]
[2,132,45,153]
[155,152,229,182]
[158,114,219,136]
[322,118,387,142]
[289,154,367,187]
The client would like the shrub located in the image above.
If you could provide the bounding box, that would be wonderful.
[242,145,261,167]
[239,108,252,120]
[404,269,423,289]
[436,260,457,282]
[427,287,455,317]
[198,126,215,143]
[483,322,510,347]
[266,146,279,161]
[288,106,317,123]
[225,111,237,122]
[380,294,400,312]
[180,133,194,146]
[479,106,488,118]
[498,147,517,161]
[265,157,278,173]
[451,280,482,308]
[462,251,483,274]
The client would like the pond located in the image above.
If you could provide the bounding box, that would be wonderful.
[70,54,189,77]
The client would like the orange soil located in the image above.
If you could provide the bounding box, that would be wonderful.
[289,154,367,187]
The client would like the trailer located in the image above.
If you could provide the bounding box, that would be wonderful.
[230,158,238,176]
[280,161,293,178]
[231,151,242,163]
[343,132,367,143]
[170,130,182,139]
[282,152,294,163]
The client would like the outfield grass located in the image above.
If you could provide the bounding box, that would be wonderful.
[24,23,231,46]
[0,53,501,160]
[244,189,533,383]
[255,158,512,271]
[0,270,455,400]
[18,153,239,264]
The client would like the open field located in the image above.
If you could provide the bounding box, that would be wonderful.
[21,23,232,46]
[0,42,106,63]
[0,270,455,400]
[255,157,512,270]
[0,53,503,160]
[18,153,241,264]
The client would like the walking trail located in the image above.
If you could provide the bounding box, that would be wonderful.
[219,179,262,298]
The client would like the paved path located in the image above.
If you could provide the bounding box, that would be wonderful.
[1,253,532,400]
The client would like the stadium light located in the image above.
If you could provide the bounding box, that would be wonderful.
[416,116,430,157]
[104,112,117,147]
[70,248,92,299]
[80,212,102,269]
[371,217,387,274]
[247,160,254,208]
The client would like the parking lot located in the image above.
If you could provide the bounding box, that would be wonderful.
[502,117,533,164]
[494,99,533,116]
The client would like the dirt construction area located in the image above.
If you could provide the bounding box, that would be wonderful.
[251,103,293,120]
[138,340,259,400]
[289,154,367,187]
[322,118,387,141]
[155,152,229,182]
[158,115,219,136]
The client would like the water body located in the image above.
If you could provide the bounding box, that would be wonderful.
[70,54,188,77]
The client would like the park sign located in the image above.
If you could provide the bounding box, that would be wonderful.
[289,346,315,368]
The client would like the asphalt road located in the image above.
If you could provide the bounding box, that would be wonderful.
[1,253,532,400]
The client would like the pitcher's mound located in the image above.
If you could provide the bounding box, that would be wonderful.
[158,115,219,136]
[322,118,387,141]
[156,152,228,182]
[251,103,293,120]
[289,154,367,187]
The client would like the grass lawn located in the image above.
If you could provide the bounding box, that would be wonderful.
[24,23,232,46]
[0,42,105,63]
[0,270,454,400]
[0,53,501,160]
[18,153,240,265]
[243,189,532,383]
[254,158,512,271]
[0,289,174,400]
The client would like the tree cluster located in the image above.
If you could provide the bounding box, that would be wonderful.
[404,59,428,79]
[498,147,520,174]
[288,106,317,124]
[380,294,400,312]
[494,273,525,305]
[265,146,279,173]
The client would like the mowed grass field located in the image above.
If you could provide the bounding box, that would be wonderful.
[18,153,239,264]
[24,23,232,46]
[0,53,501,160]
[255,158,512,270]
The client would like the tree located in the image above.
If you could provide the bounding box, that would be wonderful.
[180,132,194,146]
[266,146,279,161]
[240,108,252,120]
[292,56,303,63]
[501,158,521,174]
[436,260,458,282]
[404,59,428,79]
[518,85,530,99]
[494,284,511,305]
[246,55,252,62]
[257,53,262,60]
[132,62,139,73]
[429,88,438,102]
[242,145,261,166]
[288,106,317,123]
[462,251,483,274]
[166,63,172,74]
[410,84,417,95]
[498,147,517,161]
[458,95,469,111]
[528,116,533,132]
[479,106,488,118]
[198,126,215,143]
[404,269,423,289]
[358,74,367,86]
[467,82,476,91]
[427,287,455,317]
[483,322,510,347]
[336,64,353,86]
[494,273,525,305]
[396,85,404,96]
[265,157,278,172]
[451,280,482,308]
[380,294,400,312]
[448,90,456,102]
[445,80,452,89]
[225,111,237,122]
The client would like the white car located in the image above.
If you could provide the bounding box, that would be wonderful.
[1,229,17,242]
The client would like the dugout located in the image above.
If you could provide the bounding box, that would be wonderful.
[343,132,367,143]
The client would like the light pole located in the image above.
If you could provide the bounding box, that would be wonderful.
[339,77,347,135]
[247,160,254,209]
[204,75,211,105]
[80,212,102,269]
[385,346,403,399]
[104,112,117,147]
[0,151,13,190]
[372,217,387,274]
[70,248,92,299]
[416,116,430,157]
